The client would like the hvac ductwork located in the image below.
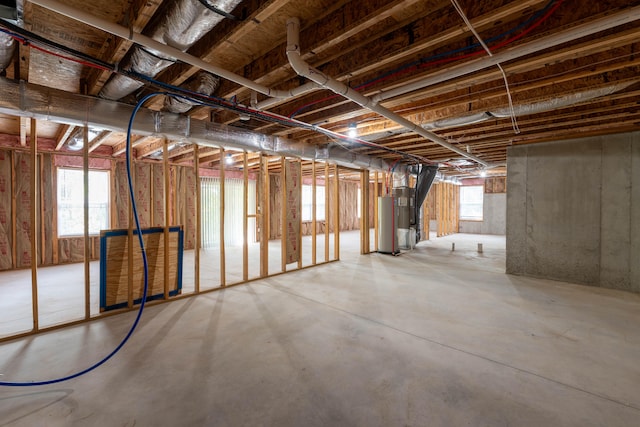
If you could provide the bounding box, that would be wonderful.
[164,71,220,113]
[99,0,241,101]
[285,17,491,168]
[0,32,15,72]
[422,82,635,129]
[0,77,398,172]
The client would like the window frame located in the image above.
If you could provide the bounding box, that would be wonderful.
[56,167,111,237]
[459,185,484,221]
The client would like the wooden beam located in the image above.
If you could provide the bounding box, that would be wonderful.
[260,153,269,277]
[297,159,303,270]
[20,117,28,147]
[220,147,226,287]
[194,145,201,293]
[243,151,249,281]
[324,162,329,262]
[281,156,286,272]
[30,118,39,331]
[55,125,76,151]
[83,126,91,319]
[334,164,340,260]
[164,138,170,300]
[88,130,112,153]
[311,160,317,265]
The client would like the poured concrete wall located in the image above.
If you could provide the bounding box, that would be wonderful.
[459,193,506,235]
[506,131,640,292]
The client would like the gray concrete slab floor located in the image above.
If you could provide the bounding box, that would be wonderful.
[1,232,639,426]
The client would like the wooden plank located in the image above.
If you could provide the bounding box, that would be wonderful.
[260,153,269,277]
[11,150,16,268]
[20,117,28,147]
[83,126,90,319]
[280,156,286,272]
[311,160,317,265]
[54,125,75,151]
[128,159,134,309]
[30,118,39,331]
[324,162,329,262]
[52,156,59,264]
[374,171,379,251]
[243,152,249,281]
[194,145,201,293]
[360,170,366,255]
[334,164,340,260]
[220,147,226,287]
[39,154,45,265]
[297,159,303,270]
[164,138,170,300]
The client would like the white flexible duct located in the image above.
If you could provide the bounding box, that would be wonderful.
[285,17,491,167]
[0,32,15,72]
[371,5,640,104]
[164,71,220,113]
[99,0,241,101]
[29,0,313,100]
[422,82,636,129]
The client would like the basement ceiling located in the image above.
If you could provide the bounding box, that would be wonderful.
[0,0,639,175]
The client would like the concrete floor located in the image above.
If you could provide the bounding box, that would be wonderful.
[1,232,639,426]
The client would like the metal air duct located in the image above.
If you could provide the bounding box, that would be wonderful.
[99,0,241,101]
[0,32,15,72]
[0,77,398,172]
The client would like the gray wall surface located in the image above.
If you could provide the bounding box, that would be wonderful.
[506,131,640,292]
[459,192,506,235]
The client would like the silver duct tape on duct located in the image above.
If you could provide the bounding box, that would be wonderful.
[0,77,400,172]
[99,0,241,100]
[0,32,16,72]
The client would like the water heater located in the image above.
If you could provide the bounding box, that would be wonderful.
[377,196,399,255]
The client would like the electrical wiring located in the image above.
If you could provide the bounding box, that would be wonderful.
[288,0,564,119]
[1,13,441,167]
[0,94,156,387]
[0,19,115,72]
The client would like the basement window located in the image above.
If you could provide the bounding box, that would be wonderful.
[57,168,110,237]
[459,185,484,221]
[302,185,325,221]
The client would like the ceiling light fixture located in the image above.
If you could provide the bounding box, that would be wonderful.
[225,153,234,165]
[347,123,357,138]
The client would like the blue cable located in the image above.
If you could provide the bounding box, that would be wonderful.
[0,94,159,387]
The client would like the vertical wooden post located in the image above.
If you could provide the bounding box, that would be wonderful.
[11,150,16,269]
[324,162,329,262]
[83,126,90,319]
[280,157,287,272]
[194,145,201,293]
[360,170,366,255]
[220,147,226,287]
[30,118,39,330]
[311,160,317,265]
[40,154,45,265]
[260,154,269,277]
[333,164,340,260]
[373,171,379,251]
[163,138,170,300]
[127,154,134,308]
[297,159,303,269]
[243,151,249,281]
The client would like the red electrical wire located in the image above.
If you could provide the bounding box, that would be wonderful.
[288,0,565,118]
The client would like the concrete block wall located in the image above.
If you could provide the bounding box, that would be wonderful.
[506,131,640,292]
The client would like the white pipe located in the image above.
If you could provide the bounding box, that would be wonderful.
[254,81,320,110]
[30,0,297,99]
[372,5,640,104]
[285,17,491,167]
